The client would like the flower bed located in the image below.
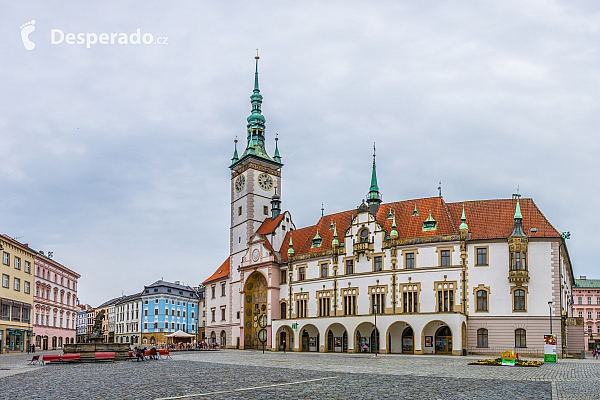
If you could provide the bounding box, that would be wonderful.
[468,358,543,367]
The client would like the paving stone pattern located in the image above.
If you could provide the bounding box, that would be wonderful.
[0,350,598,399]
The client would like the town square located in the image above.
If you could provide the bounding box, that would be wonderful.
[3,1,600,399]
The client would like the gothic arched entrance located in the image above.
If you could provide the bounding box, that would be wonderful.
[435,326,452,354]
[243,272,268,349]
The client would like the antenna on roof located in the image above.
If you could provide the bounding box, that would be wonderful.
[438,181,442,197]
[321,203,324,218]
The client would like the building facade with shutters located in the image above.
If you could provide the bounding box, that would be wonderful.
[114,292,142,346]
[573,277,600,351]
[203,56,578,356]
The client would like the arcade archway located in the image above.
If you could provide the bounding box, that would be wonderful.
[243,272,268,349]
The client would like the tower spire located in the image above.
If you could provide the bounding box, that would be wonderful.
[332,223,339,247]
[367,143,382,214]
[287,233,294,256]
[231,137,239,165]
[273,133,281,163]
[459,203,468,230]
[510,196,526,237]
[390,213,399,239]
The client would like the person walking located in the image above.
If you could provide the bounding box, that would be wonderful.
[282,339,286,353]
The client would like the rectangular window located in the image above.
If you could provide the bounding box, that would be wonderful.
[588,311,592,320]
[24,281,30,294]
[238,206,242,216]
[476,290,488,311]
[296,300,308,318]
[403,290,418,313]
[578,297,582,304]
[437,288,454,312]
[154,308,158,315]
[374,256,382,272]
[221,283,226,297]
[514,289,526,311]
[211,309,215,322]
[320,263,328,278]
[144,323,148,330]
[440,250,451,267]
[221,308,226,321]
[14,257,20,270]
[597,312,600,320]
[579,311,583,318]
[211,286,216,299]
[2,274,8,288]
[263,205,269,215]
[280,270,287,284]
[298,267,306,281]
[597,298,600,305]
[588,297,592,305]
[476,248,488,266]
[1,303,10,320]
[343,295,356,315]
[318,297,330,317]
[3,253,9,266]
[405,253,415,269]
[371,293,385,314]
[345,260,354,275]
[14,277,20,291]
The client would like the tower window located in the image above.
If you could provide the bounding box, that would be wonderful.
[264,206,268,215]
[238,206,242,216]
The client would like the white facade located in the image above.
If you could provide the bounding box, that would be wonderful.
[115,293,142,345]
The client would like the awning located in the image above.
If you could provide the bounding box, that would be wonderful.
[165,330,195,338]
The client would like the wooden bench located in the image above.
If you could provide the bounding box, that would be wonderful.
[27,355,40,365]
[61,353,81,363]
[41,354,61,365]
[158,349,171,360]
[94,352,115,362]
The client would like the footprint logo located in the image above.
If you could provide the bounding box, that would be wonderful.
[20,20,35,50]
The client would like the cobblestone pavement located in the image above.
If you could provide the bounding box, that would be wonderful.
[0,350,598,399]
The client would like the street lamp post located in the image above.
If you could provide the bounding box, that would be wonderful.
[373,301,378,358]
[548,301,553,335]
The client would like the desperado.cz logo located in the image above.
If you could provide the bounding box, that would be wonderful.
[19,20,167,50]
[51,29,168,48]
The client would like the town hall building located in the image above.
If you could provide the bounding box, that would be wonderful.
[203,56,579,356]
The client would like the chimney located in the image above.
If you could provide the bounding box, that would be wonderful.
[40,251,44,255]
[175,280,180,285]
[580,276,586,280]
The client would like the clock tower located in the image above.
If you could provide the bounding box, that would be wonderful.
[229,54,283,272]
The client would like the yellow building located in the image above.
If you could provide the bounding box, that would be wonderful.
[0,235,36,353]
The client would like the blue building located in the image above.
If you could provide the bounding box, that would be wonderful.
[141,280,199,345]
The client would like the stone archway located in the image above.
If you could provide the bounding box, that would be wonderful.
[387,321,414,354]
[355,322,378,353]
[243,272,268,349]
[422,320,454,355]
[324,323,348,352]
[299,324,319,352]
[276,325,293,351]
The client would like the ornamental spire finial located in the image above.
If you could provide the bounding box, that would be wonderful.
[459,203,468,230]
[367,143,382,214]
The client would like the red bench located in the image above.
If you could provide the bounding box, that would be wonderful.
[94,352,115,362]
[158,349,171,360]
[41,354,61,365]
[27,355,40,365]
[61,353,81,363]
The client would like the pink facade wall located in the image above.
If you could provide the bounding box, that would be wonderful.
[573,287,600,343]
[33,255,80,349]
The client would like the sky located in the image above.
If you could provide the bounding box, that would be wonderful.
[1,1,599,307]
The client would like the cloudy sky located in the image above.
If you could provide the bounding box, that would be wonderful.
[1,1,599,306]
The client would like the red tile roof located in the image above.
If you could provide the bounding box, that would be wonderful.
[257,214,284,235]
[447,198,560,240]
[203,257,230,284]
[279,197,559,259]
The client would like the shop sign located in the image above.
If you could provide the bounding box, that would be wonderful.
[544,334,557,363]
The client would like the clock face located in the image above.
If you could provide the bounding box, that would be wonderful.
[252,249,260,262]
[257,173,273,191]
[258,313,267,328]
[258,328,268,343]
[235,174,246,192]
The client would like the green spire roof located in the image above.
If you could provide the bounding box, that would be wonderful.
[234,52,280,166]
[273,134,281,163]
[231,138,239,165]
[287,234,294,256]
[366,144,382,213]
[311,229,322,248]
[514,198,522,220]
[390,213,399,239]
[459,203,468,230]
[332,224,339,247]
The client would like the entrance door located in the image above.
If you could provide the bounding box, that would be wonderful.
[301,330,309,351]
[279,331,287,351]
[327,330,333,352]
[435,326,452,354]
[42,336,48,350]
[402,327,414,354]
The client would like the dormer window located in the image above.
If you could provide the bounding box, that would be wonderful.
[360,229,369,243]
[422,211,437,232]
[311,230,322,248]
